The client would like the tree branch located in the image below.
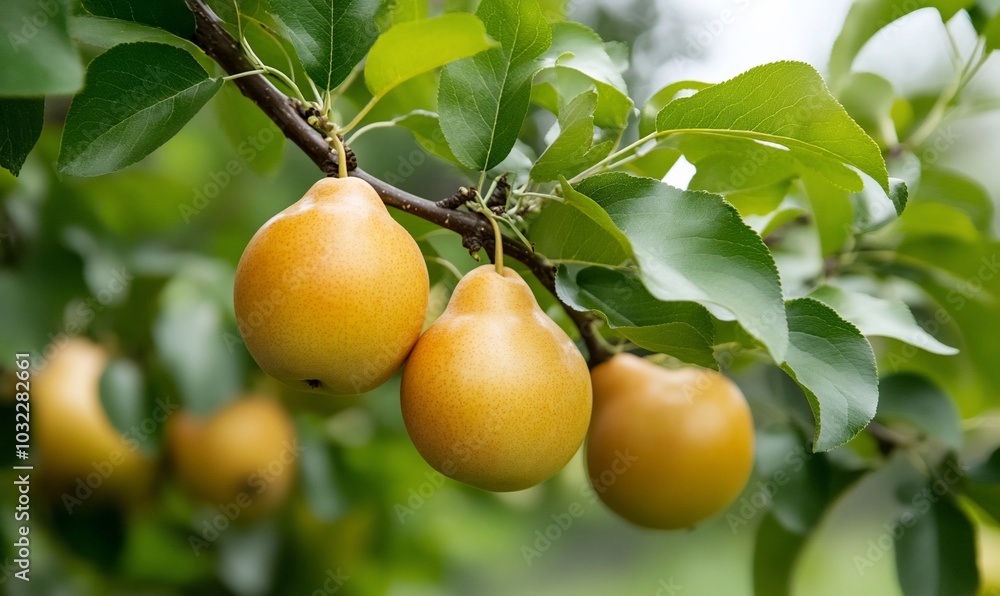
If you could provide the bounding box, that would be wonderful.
[184,0,613,366]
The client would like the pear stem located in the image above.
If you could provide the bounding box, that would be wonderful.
[329,134,348,179]
[487,215,503,274]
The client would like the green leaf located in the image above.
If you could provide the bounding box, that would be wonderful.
[876,374,963,449]
[206,0,273,25]
[986,11,1000,52]
[58,42,223,177]
[851,176,908,232]
[883,238,1000,414]
[0,0,84,96]
[297,418,346,520]
[792,454,928,594]
[213,83,285,175]
[753,512,808,596]
[0,98,43,176]
[532,21,632,129]
[529,177,632,266]
[655,61,888,193]
[802,172,853,257]
[488,139,536,186]
[530,90,613,181]
[98,358,147,445]
[622,146,680,179]
[376,0,427,29]
[69,15,207,62]
[808,284,957,355]
[897,202,981,243]
[682,138,803,237]
[969,448,1000,483]
[271,0,380,91]
[908,166,993,233]
[80,0,193,38]
[638,80,710,137]
[575,172,789,363]
[364,14,495,99]
[755,426,832,534]
[393,110,459,163]
[895,495,979,596]
[438,0,551,170]
[153,261,242,416]
[965,447,1000,522]
[829,0,973,85]
[836,71,896,146]
[555,265,717,368]
[780,297,878,452]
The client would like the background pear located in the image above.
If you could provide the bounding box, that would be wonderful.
[400,265,592,492]
[166,395,298,517]
[34,338,155,505]
[234,177,428,396]
[587,353,754,530]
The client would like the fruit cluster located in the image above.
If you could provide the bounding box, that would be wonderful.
[30,177,754,530]
[231,177,756,529]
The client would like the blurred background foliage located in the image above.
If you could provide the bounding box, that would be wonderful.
[1,0,1000,595]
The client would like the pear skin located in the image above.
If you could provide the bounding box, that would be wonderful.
[400,265,592,492]
[166,396,298,517]
[587,353,754,529]
[234,177,428,396]
[34,338,155,505]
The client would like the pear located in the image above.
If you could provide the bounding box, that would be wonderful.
[166,395,297,517]
[587,353,754,529]
[34,338,155,505]
[400,265,592,492]
[234,177,429,396]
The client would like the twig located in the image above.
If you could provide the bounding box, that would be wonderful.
[183,0,613,366]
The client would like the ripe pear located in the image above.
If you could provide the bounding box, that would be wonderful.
[166,395,298,517]
[587,353,754,529]
[34,338,155,504]
[234,177,429,396]
[400,265,592,492]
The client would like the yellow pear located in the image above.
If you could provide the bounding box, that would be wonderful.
[400,265,592,492]
[166,395,298,517]
[234,177,429,395]
[587,353,754,529]
[34,338,155,505]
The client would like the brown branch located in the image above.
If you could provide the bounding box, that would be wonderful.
[184,0,613,366]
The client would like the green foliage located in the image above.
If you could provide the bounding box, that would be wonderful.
[59,42,222,176]
[68,15,208,59]
[656,61,889,193]
[152,260,243,416]
[895,489,979,596]
[0,0,84,95]
[780,298,878,451]
[532,21,632,129]
[530,91,614,181]
[213,84,286,175]
[570,172,789,363]
[0,98,44,175]
[439,0,552,170]
[98,357,149,445]
[364,14,495,99]
[829,0,974,85]
[80,0,194,38]
[556,265,716,368]
[392,110,459,162]
[271,0,380,91]
[809,284,957,355]
[877,374,963,449]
